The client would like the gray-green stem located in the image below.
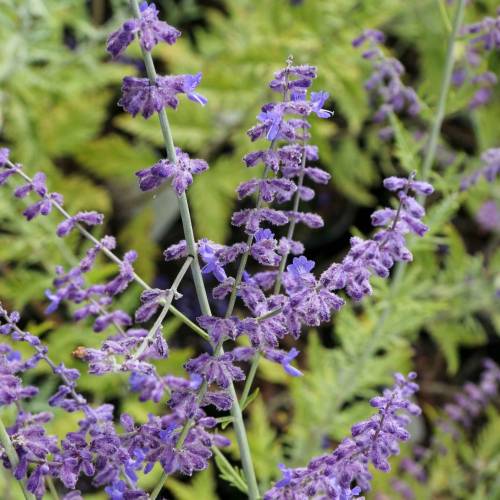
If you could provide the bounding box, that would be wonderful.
[128,1,259,497]
[0,417,35,500]
[131,256,193,360]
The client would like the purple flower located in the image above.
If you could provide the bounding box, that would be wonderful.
[476,200,500,232]
[280,347,302,377]
[198,241,227,282]
[182,73,208,106]
[443,359,500,430]
[0,147,10,167]
[354,31,420,127]
[257,108,285,141]
[310,91,334,118]
[461,148,500,189]
[232,208,289,235]
[107,2,181,58]
[119,74,207,119]
[105,250,137,296]
[251,229,281,266]
[56,211,104,237]
[287,256,315,278]
[136,148,208,195]
[197,316,240,344]
[185,351,248,389]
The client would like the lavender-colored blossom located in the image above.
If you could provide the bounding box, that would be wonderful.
[56,211,104,237]
[251,229,281,266]
[232,208,289,235]
[0,147,9,167]
[163,240,188,261]
[476,200,500,232]
[354,30,420,129]
[310,91,334,118]
[107,2,181,58]
[265,347,303,377]
[453,10,500,108]
[198,241,227,282]
[185,348,254,389]
[443,359,500,430]
[237,178,297,203]
[0,347,39,405]
[119,74,207,119]
[135,288,167,323]
[196,316,240,344]
[105,250,137,296]
[321,175,432,302]
[136,148,208,195]
[461,147,500,190]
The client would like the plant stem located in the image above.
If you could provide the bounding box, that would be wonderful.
[420,0,466,187]
[46,476,59,500]
[131,256,193,360]
[128,2,259,497]
[0,417,35,500]
[212,446,248,493]
[240,352,260,407]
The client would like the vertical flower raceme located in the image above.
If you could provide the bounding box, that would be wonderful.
[353,29,420,137]
[264,373,421,499]
[455,7,500,109]
[385,359,500,500]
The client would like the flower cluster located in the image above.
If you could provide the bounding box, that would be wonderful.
[353,29,420,137]
[460,147,500,190]
[476,200,500,232]
[443,358,500,431]
[108,1,206,120]
[454,8,500,109]
[107,1,181,57]
[264,373,421,499]
[136,147,208,195]
[320,174,433,302]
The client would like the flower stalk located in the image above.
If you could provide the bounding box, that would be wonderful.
[0,417,35,500]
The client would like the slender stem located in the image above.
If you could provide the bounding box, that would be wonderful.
[131,256,193,360]
[212,446,248,493]
[240,352,260,407]
[127,2,259,497]
[46,476,59,500]
[420,0,466,187]
[0,417,35,500]
[150,473,166,500]
[6,161,209,342]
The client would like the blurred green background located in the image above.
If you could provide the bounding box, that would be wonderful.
[0,0,499,498]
